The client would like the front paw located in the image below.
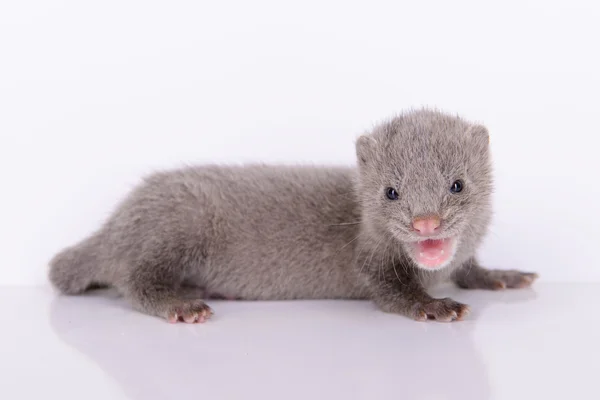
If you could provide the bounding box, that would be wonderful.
[459,269,539,290]
[410,298,470,322]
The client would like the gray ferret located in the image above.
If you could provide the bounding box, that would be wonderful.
[49,108,538,323]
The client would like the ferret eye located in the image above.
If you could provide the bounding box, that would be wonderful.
[450,180,464,193]
[385,187,399,200]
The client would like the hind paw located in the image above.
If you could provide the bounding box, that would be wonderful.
[165,300,213,324]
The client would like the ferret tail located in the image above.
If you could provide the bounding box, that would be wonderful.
[48,233,107,294]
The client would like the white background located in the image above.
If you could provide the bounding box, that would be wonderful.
[1,0,598,285]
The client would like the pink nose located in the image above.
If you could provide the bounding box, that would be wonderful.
[412,217,441,235]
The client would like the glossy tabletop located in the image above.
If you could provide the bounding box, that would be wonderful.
[0,283,596,400]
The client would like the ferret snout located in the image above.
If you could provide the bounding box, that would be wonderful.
[412,216,441,236]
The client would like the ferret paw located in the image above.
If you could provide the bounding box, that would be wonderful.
[410,298,470,322]
[165,300,213,324]
[461,269,539,290]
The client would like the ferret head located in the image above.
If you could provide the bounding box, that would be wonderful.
[355,108,493,270]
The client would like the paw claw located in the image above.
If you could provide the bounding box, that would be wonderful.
[183,313,198,324]
[460,305,471,317]
[492,280,506,290]
[414,311,428,321]
[168,313,178,324]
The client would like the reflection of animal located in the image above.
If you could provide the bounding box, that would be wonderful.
[48,108,537,323]
[49,293,493,400]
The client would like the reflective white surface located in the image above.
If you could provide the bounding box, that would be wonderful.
[0,283,597,400]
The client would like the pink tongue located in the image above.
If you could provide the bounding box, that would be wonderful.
[413,239,453,268]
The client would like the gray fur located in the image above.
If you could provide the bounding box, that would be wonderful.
[49,108,537,323]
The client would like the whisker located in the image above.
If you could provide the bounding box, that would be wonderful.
[416,265,425,288]
[378,249,383,285]
[328,221,362,227]
[389,245,403,286]
[358,245,374,276]
[486,227,500,238]
[354,242,368,269]
[379,240,388,284]
[465,257,474,277]
[336,233,364,253]
[382,237,395,284]
[399,248,410,276]
[392,259,404,286]
[360,238,383,277]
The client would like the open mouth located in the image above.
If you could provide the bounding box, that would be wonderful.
[409,238,456,268]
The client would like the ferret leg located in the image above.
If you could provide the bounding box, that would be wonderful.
[119,259,213,324]
[453,258,538,290]
[363,257,470,322]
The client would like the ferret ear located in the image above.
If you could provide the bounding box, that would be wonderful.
[467,124,490,151]
[356,135,377,165]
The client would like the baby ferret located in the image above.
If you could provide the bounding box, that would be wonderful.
[49,108,538,323]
